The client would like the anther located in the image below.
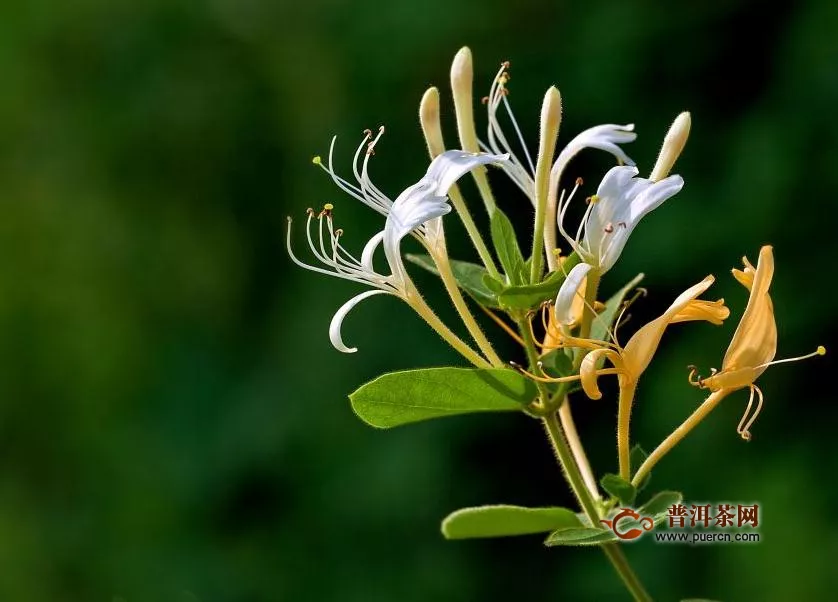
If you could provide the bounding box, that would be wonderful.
[312,156,322,165]
[366,143,375,156]
[617,221,627,229]
[363,128,372,137]
[481,96,490,104]
[575,177,584,186]
[604,223,614,234]
[306,207,315,216]
[335,228,344,237]
[501,60,510,68]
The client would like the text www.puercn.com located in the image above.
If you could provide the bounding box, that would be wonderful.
[654,531,761,544]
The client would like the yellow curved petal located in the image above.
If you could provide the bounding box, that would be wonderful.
[721,245,777,376]
[621,275,715,379]
[701,366,761,392]
[580,349,622,400]
[671,299,730,325]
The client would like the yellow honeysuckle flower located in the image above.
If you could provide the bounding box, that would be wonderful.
[576,274,729,479]
[688,245,825,439]
[580,275,729,399]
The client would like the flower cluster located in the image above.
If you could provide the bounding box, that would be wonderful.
[288,47,824,577]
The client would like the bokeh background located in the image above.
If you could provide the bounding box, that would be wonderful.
[0,0,836,600]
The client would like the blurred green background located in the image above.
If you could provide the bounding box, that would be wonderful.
[0,0,836,600]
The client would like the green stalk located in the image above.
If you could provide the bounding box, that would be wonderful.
[517,316,652,601]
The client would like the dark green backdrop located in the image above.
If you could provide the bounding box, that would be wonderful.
[0,0,835,600]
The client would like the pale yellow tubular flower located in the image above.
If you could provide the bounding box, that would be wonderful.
[579,276,728,397]
[633,246,826,486]
[626,276,725,381]
[579,275,728,480]
[700,245,776,392]
[690,245,825,440]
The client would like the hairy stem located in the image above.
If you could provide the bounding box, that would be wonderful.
[430,240,502,366]
[632,389,730,488]
[446,185,502,279]
[543,412,651,602]
[410,291,490,368]
[618,380,638,480]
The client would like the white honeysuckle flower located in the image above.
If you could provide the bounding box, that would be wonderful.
[481,61,636,205]
[289,142,507,353]
[557,165,684,274]
[554,262,592,326]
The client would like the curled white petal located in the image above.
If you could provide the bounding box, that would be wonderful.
[425,150,509,196]
[360,230,385,272]
[584,165,684,273]
[329,290,390,353]
[552,124,636,185]
[555,262,592,325]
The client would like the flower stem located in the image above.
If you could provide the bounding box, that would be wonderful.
[410,292,491,368]
[617,380,638,480]
[431,243,502,366]
[543,412,651,602]
[518,315,651,601]
[632,389,729,488]
[446,185,503,279]
[558,400,601,501]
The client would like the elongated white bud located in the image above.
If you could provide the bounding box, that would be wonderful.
[419,86,445,159]
[650,111,691,182]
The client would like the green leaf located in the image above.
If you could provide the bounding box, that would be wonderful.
[600,474,637,506]
[496,270,565,310]
[349,368,537,428]
[442,505,583,539]
[590,272,645,353]
[629,445,651,492]
[543,526,620,546]
[540,348,574,377]
[638,490,682,518]
[493,252,582,311]
[405,254,499,308]
[545,491,683,546]
[482,273,506,295]
[490,208,526,285]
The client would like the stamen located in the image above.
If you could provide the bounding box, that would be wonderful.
[509,362,585,384]
[755,346,826,370]
[736,385,764,441]
[557,180,584,253]
[686,365,705,388]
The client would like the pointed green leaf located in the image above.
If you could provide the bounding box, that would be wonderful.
[482,273,506,295]
[638,490,682,517]
[442,505,583,539]
[601,474,637,506]
[349,368,536,428]
[490,208,526,285]
[630,445,651,492]
[543,526,619,546]
[405,254,499,308]
[493,253,581,310]
[545,491,683,546]
[590,273,645,353]
[496,270,565,310]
